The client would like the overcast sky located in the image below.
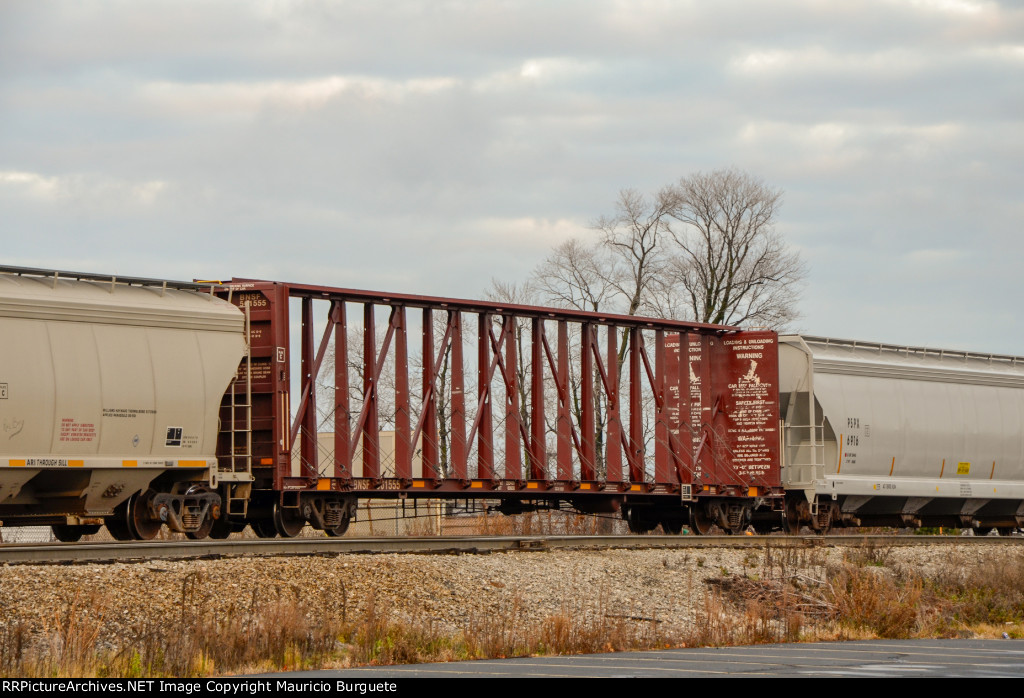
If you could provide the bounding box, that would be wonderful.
[2,1,1022,353]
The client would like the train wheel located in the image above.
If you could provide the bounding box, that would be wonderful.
[997,527,1015,537]
[690,506,715,536]
[208,513,233,539]
[273,503,305,538]
[723,505,749,535]
[661,519,684,535]
[251,520,278,538]
[186,514,214,540]
[812,506,832,535]
[625,507,656,534]
[783,498,803,535]
[324,513,351,537]
[106,517,134,541]
[52,524,84,542]
[106,499,135,541]
[127,489,162,541]
[783,515,801,535]
[188,502,221,540]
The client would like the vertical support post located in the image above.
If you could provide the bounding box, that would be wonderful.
[270,284,291,490]
[654,329,671,484]
[504,316,522,480]
[580,323,596,481]
[333,302,349,479]
[362,304,379,479]
[394,306,411,480]
[556,319,571,481]
[450,312,467,480]
[530,317,546,480]
[421,309,439,479]
[628,327,643,483]
[606,327,623,483]
[300,297,317,479]
[668,331,688,483]
[477,313,494,480]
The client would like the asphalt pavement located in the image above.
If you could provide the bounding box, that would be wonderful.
[288,639,1024,678]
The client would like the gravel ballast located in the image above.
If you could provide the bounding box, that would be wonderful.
[0,542,1011,648]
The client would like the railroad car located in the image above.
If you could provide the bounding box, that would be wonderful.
[777,335,1024,534]
[0,265,1020,540]
[0,268,244,541]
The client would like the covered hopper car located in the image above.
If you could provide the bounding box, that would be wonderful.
[778,335,1024,534]
[0,267,244,541]
[0,266,1021,540]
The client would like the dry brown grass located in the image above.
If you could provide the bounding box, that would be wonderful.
[0,580,671,676]
[3,545,1024,677]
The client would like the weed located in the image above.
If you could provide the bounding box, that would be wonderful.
[845,541,894,568]
[827,564,921,638]
[4,545,1024,677]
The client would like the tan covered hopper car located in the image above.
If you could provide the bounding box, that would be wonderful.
[0,268,244,540]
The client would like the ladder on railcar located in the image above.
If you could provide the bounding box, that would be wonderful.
[219,304,254,517]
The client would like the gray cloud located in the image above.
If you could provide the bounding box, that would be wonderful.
[1,0,1022,352]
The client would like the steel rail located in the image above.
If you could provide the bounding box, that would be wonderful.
[0,534,1017,566]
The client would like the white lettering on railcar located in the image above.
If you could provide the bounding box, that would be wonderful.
[236,293,268,308]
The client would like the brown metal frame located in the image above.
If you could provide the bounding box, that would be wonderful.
[220,279,784,503]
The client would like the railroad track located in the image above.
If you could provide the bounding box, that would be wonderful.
[0,533,1018,565]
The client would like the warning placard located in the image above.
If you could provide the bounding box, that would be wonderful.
[715,332,780,482]
[59,418,97,443]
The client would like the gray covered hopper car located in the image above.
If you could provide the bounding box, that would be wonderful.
[0,269,245,540]
[778,335,1024,533]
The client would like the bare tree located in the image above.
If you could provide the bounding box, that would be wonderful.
[532,238,613,313]
[508,193,678,479]
[592,187,676,318]
[664,168,805,328]
[486,168,803,488]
